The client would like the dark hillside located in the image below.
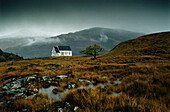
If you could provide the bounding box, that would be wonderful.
[0,49,23,62]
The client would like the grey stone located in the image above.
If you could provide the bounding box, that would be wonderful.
[11,83,21,89]
[74,106,79,111]
[114,79,121,84]
[58,108,63,112]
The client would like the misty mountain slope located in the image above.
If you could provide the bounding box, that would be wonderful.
[0,38,29,50]
[52,27,143,49]
[104,31,170,57]
[5,27,143,58]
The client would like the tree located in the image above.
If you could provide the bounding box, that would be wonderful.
[79,44,104,59]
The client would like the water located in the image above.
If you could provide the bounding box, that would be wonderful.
[114,79,121,84]
[39,86,68,101]
[56,75,68,79]
[80,84,95,89]
[78,79,92,83]
[112,92,120,96]
[39,79,121,100]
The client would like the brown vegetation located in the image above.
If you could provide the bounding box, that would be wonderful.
[0,32,169,111]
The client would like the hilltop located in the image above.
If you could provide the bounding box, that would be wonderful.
[0,31,169,111]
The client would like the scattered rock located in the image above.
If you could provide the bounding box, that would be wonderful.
[56,75,68,79]
[74,106,79,111]
[57,108,63,112]
[78,79,91,83]
[114,79,121,84]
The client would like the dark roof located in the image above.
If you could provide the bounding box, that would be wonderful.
[58,46,71,51]
[54,47,60,53]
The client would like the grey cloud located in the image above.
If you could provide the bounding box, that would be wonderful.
[0,0,169,38]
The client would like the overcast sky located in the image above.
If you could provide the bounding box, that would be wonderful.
[0,0,169,38]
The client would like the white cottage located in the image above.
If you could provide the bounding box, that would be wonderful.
[51,46,72,56]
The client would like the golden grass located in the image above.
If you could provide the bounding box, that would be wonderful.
[0,44,169,112]
[0,93,50,112]
[60,88,168,112]
[52,87,64,94]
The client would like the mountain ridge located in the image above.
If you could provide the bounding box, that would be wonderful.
[4,27,144,58]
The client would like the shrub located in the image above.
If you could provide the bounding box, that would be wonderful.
[0,56,6,62]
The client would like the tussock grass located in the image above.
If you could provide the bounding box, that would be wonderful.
[52,87,64,94]
[0,93,50,112]
[0,32,169,111]
[60,88,167,112]
[0,54,169,111]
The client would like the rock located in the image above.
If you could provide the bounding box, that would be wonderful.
[42,76,50,81]
[78,79,91,83]
[24,76,36,82]
[65,102,70,108]
[57,108,63,112]
[22,109,27,112]
[0,91,5,94]
[15,92,23,97]
[2,85,9,90]
[74,106,79,111]
[11,83,21,89]
[67,84,71,89]
[71,83,78,88]
[56,75,68,79]
[114,79,121,84]
[33,88,38,93]
[112,92,120,96]
[71,84,76,88]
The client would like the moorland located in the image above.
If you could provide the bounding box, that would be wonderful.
[0,31,169,112]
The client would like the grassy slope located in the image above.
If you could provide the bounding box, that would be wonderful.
[104,31,170,57]
[0,32,169,111]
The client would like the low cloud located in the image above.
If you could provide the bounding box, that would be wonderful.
[99,34,108,42]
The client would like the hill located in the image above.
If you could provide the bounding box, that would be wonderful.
[105,31,170,57]
[0,31,169,111]
[4,27,143,58]
[0,49,23,62]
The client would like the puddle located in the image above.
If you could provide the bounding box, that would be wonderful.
[102,76,108,78]
[39,86,68,101]
[78,79,92,83]
[80,84,95,89]
[56,75,68,79]
[80,83,106,90]
[112,92,120,96]
[0,76,121,102]
[114,79,121,84]
[39,83,104,101]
